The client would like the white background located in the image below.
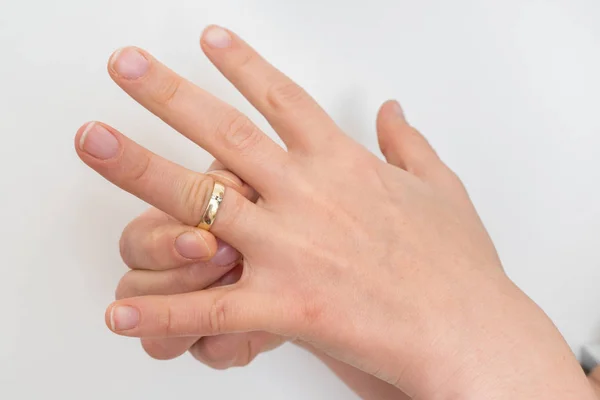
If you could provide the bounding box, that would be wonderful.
[1,0,599,399]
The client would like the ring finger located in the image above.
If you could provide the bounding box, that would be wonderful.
[119,160,255,271]
[75,122,268,251]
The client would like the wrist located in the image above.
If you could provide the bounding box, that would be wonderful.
[292,270,594,399]
[420,283,594,400]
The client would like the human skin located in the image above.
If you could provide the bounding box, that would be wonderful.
[116,155,409,400]
[75,25,595,399]
[589,367,600,398]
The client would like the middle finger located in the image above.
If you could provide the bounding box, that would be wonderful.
[107,47,287,197]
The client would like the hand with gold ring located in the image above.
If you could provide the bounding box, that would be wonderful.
[113,159,408,399]
[113,160,284,368]
[75,26,595,399]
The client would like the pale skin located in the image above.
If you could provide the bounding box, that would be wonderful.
[75,25,596,399]
[589,368,600,398]
[116,163,407,400]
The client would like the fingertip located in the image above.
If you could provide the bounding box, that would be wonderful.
[107,47,124,73]
[376,100,407,146]
[376,99,450,182]
[210,239,241,268]
[173,230,211,260]
[75,121,122,162]
[105,303,116,332]
[105,303,141,334]
[378,100,405,124]
[141,338,194,361]
[194,229,218,260]
[75,121,96,151]
[107,46,151,81]
[190,335,241,369]
[199,24,216,42]
[200,25,232,50]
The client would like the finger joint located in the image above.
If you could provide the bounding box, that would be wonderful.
[206,294,229,335]
[216,110,262,153]
[181,175,215,226]
[266,81,309,111]
[127,152,153,184]
[151,75,183,106]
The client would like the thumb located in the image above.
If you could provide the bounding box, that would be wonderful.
[105,286,268,337]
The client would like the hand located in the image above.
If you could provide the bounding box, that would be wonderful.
[76,26,594,399]
[116,161,286,369]
[117,160,410,400]
[116,163,409,400]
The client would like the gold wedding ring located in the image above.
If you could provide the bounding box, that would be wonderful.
[197,182,225,231]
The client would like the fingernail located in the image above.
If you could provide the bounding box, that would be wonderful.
[175,231,209,260]
[110,47,149,80]
[211,239,240,266]
[218,266,243,286]
[391,100,405,119]
[219,270,240,286]
[79,122,119,160]
[110,306,139,331]
[203,26,232,49]
[207,170,242,188]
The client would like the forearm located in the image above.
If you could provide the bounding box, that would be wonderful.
[297,342,410,400]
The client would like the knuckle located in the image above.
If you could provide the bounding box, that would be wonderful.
[266,81,309,111]
[159,299,201,337]
[296,295,326,331]
[159,300,175,337]
[216,110,262,153]
[235,51,256,70]
[151,75,183,106]
[126,152,153,184]
[180,175,214,225]
[206,295,230,335]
